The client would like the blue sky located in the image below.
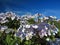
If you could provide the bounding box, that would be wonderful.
[0,0,60,18]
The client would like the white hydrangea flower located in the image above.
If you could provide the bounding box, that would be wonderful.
[48,32,51,36]
[44,33,47,36]
[11,16,15,20]
[32,25,38,29]
[44,16,49,20]
[16,43,18,45]
[1,29,5,32]
[25,25,30,28]
[48,31,51,36]
[45,26,48,30]
[40,34,44,38]
[22,28,25,32]
[14,33,16,37]
[39,31,45,38]
[19,34,25,41]
[54,30,58,34]
[5,30,10,33]
[26,34,30,40]
[28,32,32,35]
[19,34,23,38]
[53,33,55,35]
[46,38,50,41]
[26,32,33,40]
[56,28,59,32]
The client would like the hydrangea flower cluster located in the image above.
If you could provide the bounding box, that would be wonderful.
[15,22,59,41]
[15,25,34,40]
[37,22,59,38]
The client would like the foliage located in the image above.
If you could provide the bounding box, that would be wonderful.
[0,13,60,45]
[27,18,36,24]
[2,17,20,29]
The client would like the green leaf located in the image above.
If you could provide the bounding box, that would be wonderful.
[10,39,17,45]
[5,35,12,45]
